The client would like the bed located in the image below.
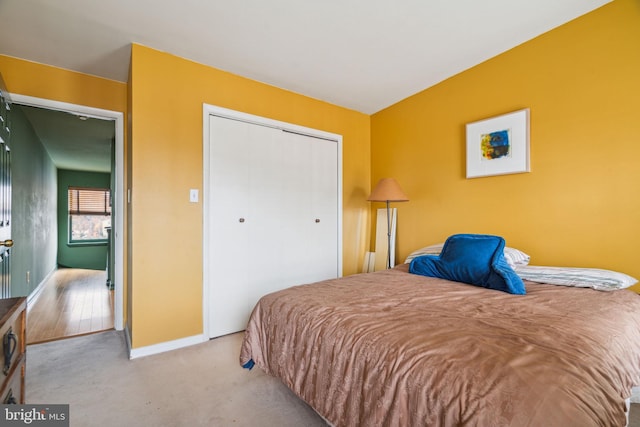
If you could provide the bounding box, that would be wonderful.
[239,236,640,426]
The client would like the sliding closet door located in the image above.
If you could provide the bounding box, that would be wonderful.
[208,116,254,337]
[280,130,338,285]
[207,114,339,338]
[308,135,339,281]
[243,124,286,302]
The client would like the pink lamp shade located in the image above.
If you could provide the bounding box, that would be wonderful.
[367,178,409,202]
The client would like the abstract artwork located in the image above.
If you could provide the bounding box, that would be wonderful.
[481,129,510,160]
[466,109,530,178]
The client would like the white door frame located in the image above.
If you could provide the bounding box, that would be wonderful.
[11,93,124,331]
[202,103,343,339]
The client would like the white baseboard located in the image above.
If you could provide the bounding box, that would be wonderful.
[631,386,640,403]
[26,267,56,310]
[128,333,208,359]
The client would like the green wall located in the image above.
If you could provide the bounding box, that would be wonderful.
[10,105,58,297]
[10,106,112,297]
[57,169,111,270]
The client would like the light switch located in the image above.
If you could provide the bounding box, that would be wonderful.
[190,189,199,203]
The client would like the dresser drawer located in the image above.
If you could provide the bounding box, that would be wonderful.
[0,355,24,404]
[0,298,26,380]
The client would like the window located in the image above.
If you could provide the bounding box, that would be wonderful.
[68,187,111,243]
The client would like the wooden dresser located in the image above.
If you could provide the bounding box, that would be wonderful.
[0,297,26,404]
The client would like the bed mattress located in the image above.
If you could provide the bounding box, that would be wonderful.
[240,264,640,426]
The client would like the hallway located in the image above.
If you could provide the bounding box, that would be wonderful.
[27,268,114,344]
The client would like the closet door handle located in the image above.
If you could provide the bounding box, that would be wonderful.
[315,219,320,223]
[239,218,245,223]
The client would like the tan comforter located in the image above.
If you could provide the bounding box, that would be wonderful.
[240,264,640,426]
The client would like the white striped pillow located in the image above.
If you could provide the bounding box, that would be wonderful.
[405,243,530,270]
[515,265,638,291]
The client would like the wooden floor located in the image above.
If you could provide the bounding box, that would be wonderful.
[27,268,114,345]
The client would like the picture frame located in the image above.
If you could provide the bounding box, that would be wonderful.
[466,108,530,178]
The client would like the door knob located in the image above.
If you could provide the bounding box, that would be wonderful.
[0,240,13,247]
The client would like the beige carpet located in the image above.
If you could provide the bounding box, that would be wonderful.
[27,330,326,426]
[27,330,640,426]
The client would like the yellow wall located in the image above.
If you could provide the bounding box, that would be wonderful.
[371,0,640,290]
[0,50,370,350]
[129,44,370,348]
[0,55,125,112]
[0,54,130,314]
[5,0,636,349]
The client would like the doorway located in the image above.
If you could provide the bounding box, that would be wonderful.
[11,94,124,333]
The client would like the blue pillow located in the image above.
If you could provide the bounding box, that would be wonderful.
[409,234,526,295]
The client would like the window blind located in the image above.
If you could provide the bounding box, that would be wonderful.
[68,187,111,216]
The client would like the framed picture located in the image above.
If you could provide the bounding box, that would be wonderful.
[466,108,530,178]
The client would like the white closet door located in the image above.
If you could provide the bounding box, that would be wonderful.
[278,131,313,286]
[308,135,339,282]
[208,114,339,338]
[244,123,284,306]
[280,131,338,285]
[208,116,253,337]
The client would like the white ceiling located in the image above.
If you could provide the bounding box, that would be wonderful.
[0,0,611,173]
[18,105,115,173]
[0,0,610,115]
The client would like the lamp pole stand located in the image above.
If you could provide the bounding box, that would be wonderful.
[385,200,392,269]
[367,178,408,271]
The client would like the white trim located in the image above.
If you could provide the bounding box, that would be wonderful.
[204,105,343,142]
[26,266,56,310]
[10,93,125,331]
[202,103,343,339]
[128,334,207,359]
